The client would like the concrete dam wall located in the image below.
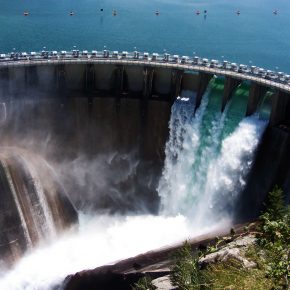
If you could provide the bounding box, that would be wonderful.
[0,60,289,267]
[1,61,289,125]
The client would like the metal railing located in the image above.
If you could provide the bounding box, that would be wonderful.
[1,50,290,94]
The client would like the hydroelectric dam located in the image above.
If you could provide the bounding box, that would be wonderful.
[0,50,289,288]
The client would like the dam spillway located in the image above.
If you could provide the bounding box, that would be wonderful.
[0,50,289,289]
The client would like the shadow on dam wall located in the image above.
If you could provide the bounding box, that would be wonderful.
[0,93,171,214]
[236,125,290,221]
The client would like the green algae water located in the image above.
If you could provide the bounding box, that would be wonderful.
[159,81,268,223]
[222,82,250,139]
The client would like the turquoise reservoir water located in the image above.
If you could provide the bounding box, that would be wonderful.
[0,0,290,71]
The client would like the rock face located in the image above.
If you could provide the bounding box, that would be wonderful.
[62,226,250,290]
[199,235,257,269]
[0,149,78,267]
[152,275,177,290]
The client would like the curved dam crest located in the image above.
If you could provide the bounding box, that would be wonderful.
[0,55,289,288]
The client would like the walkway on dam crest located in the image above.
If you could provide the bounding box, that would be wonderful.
[1,57,290,95]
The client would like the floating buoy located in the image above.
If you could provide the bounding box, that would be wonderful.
[100,8,103,12]
[23,11,29,16]
[196,10,200,15]
[204,10,207,14]
[69,11,74,16]
[112,9,117,16]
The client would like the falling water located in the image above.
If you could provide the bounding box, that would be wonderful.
[0,81,269,289]
[159,82,268,226]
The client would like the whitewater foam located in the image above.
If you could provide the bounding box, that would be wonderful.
[0,213,227,290]
[0,88,268,290]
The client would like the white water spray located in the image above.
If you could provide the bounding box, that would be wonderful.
[158,90,209,214]
[0,88,268,290]
[194,116,267,225]
[0,213,224,290]
[158,90,267,225]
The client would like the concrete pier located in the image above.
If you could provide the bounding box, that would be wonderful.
[56,64,66,93]
[153,68,171,96]
[126,66,143,92]
[195,72,213,112]
[94,64,114,91]
[25,65,38,89]
[170,69,183,102]
[182,72,199,92]
[222,76,241,112]
[37,65,55,93]
[111,65,124,96]
[65,64,86,90]
[0,68,9,100]
[246,83,267,116]
[270,91,290,126]
[85,64,95,91]
[142,67,154,99]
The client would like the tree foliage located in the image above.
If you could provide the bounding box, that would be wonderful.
[170,241,205,290]
[131,275,156,290]
[257,186,290,289]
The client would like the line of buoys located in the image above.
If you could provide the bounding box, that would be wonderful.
[22,9,281,17]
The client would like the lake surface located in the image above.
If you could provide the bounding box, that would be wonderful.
[0,0,289,71]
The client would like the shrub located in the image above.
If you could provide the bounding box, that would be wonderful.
[170,241,206,290]
[257,187,290,289]
[131,275,156,290]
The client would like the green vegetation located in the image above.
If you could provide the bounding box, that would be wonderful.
[203,257,275,290]
[170,241,205,290]
[256,186,290,289]
[169,186,289,290]
[131,275,156,290]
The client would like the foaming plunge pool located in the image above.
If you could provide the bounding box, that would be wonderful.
[0,91,172,270]
[0,213,230,290]
[0,76,277,289]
